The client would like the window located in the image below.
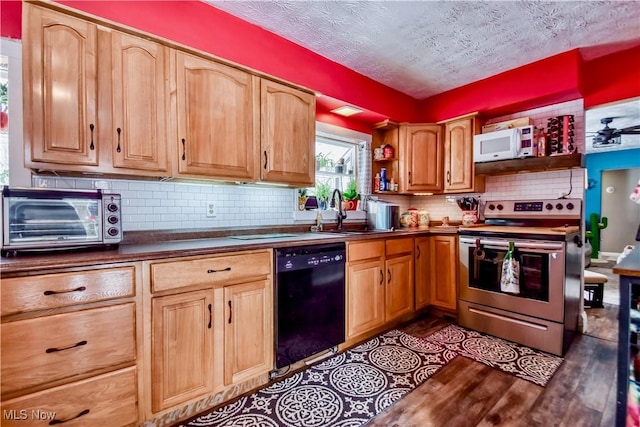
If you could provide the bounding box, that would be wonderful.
[313,132,358,209]
[1,38,28,187]
[0,53,8,185]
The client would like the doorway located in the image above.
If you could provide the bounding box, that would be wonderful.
[600,167,640,254]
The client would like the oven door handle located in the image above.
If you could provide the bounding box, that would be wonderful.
[460,237,564,251]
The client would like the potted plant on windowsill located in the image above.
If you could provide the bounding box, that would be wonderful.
[315,180,331,210]
[315,153,335,172]
[342,178,360,210]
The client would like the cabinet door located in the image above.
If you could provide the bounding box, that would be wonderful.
[224,280,273,386]
[110,31,170,173]
[414,237,430,310]
[260,79,315,186]
[346,259,385,339]
[24,6,98,167]
[444,118,475,193]
[151,290,214,412]
[400,124,443,192]
[385,254,414,321]
[175,51,259,180]
[430,235,458,311]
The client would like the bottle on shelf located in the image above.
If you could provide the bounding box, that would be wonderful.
[374,173,381,192]
[380,168,387,191]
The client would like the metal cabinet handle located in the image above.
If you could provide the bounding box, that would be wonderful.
[228,300,232,324]
[207,267,231,274]
[44,286,86,296]
[49,409,90,425]
[208,303,212,329]
[446,170,451,184]
[116,127,122,153]
[263,150,268,169]
[416,246,421,259]
[408,170,411,185]
[379,269,383,285]
[181,138,186,161]
[46,340,87,353]
[89,124,95,150]
[387,268,391,284]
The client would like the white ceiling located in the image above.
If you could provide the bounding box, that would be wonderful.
[205,0,640,100]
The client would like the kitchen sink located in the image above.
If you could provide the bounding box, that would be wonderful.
[320,229,392,235]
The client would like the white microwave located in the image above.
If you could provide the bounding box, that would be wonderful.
[473,125,534,163]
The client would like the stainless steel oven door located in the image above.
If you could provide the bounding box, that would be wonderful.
[459,236,565,323]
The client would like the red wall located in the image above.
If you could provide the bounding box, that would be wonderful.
[2,0,639,126]
[581,45,640,108]
[420,50,583,122]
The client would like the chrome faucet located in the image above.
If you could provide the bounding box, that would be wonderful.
[330,189,347,229]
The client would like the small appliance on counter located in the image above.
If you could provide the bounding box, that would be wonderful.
[366,199,399,230]
[1,186,122,256]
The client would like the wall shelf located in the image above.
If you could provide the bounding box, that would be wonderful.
[474,152,584,176]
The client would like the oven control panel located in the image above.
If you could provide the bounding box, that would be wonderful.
[484,199,581,219]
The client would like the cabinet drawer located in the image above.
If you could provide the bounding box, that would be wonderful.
[1,367,137,427]
[1,267,135,316]
[1,303,135,396]
[151,251,271,292]
[347,240,384,263]
[386,237,414,257]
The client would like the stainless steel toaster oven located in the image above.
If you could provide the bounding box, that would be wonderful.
[1,186,122,255]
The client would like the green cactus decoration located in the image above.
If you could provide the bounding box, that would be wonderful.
[585,213,608,259]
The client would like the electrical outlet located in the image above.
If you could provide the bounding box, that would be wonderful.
[206,201,216,218]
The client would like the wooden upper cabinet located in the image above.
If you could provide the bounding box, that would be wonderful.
[400,124,443,193]
[175,51,259,180]
[24,6,98,167]
[443,116,484,193]
[260,80,315,186]
[109,30,170,173]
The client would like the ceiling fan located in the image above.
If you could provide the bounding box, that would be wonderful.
[589,117,640,148]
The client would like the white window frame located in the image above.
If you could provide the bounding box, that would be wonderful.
[293,122,371,223]
[1,38,29,187]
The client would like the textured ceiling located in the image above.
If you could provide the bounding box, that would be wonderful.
[205,0,640,100]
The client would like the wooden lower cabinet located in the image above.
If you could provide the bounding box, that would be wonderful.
[151,290,214,412]
[414,237,430,310]
[223,280,273,386]
[346,238,414,340]
[430,235,458,311]
[1,367,137,427]
[147,250,274,417]
[346,258,386,338]
[385,240,414,322]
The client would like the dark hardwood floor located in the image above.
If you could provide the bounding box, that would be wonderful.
[367,309,618,427]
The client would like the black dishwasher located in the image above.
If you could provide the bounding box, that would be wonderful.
[275,242,346,368]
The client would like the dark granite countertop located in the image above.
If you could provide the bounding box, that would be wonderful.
[0,225,459,275]
[613,245,640,278]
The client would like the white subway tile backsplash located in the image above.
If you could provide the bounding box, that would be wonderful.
[32,175,298,231]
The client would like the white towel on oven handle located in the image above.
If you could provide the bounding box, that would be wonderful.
[500,242,520,294]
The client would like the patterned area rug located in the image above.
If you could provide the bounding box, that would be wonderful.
[424,324,563,386]
[179,326,563,427]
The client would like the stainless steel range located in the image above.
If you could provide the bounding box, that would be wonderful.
[458,199,583,356]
